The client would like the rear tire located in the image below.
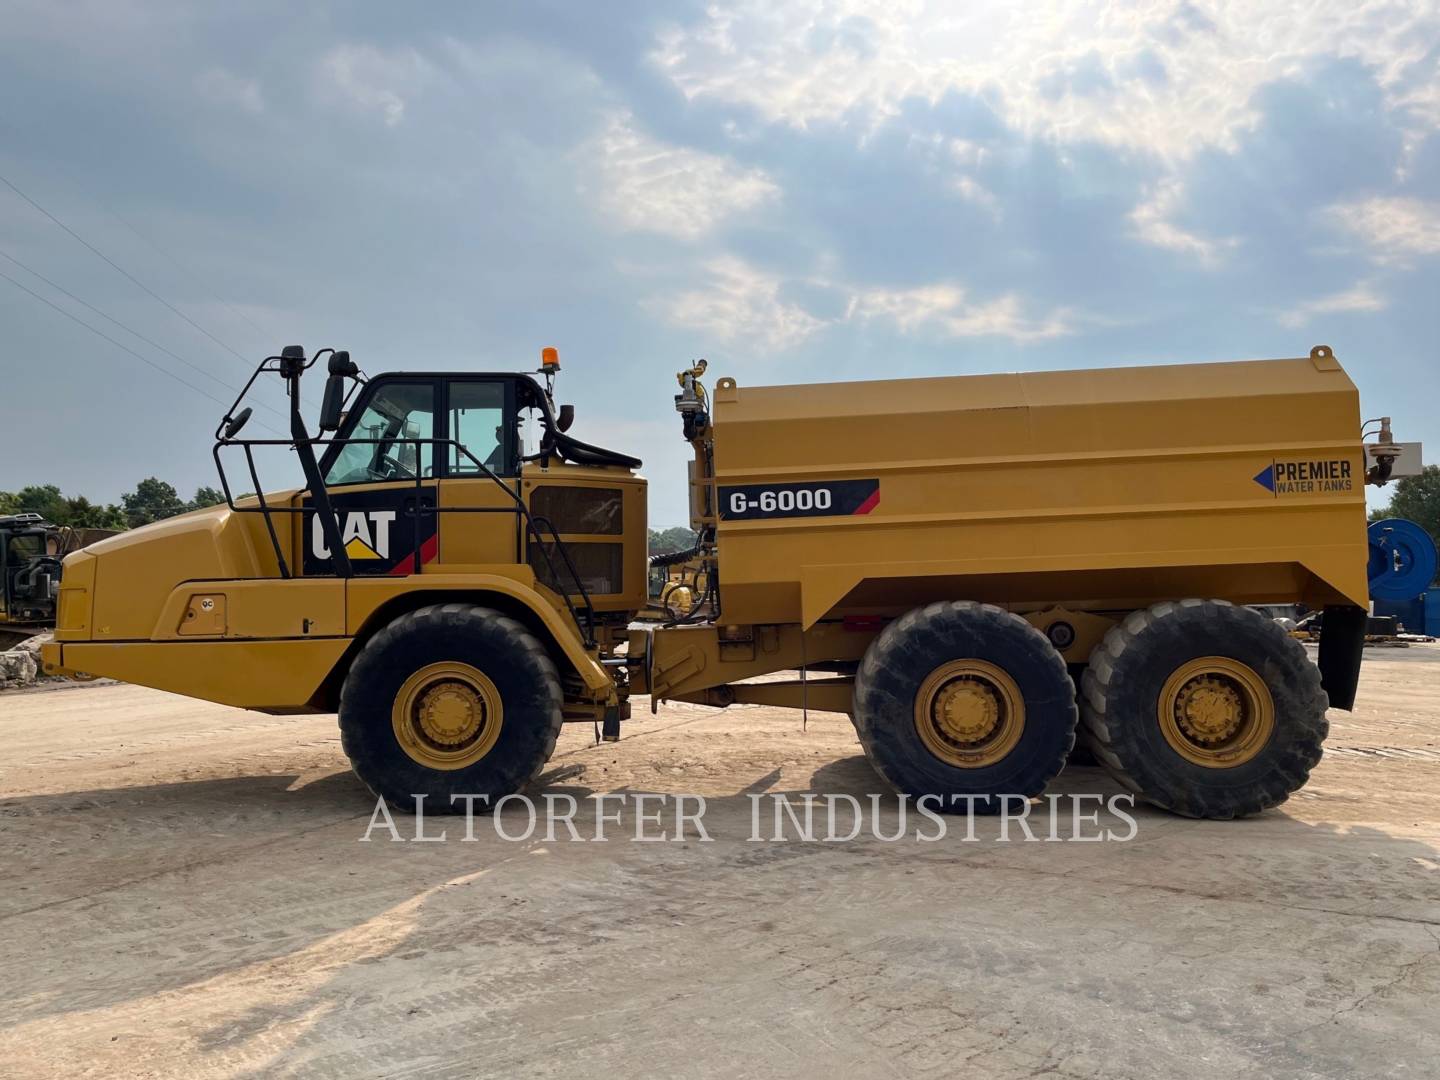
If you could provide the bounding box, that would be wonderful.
[1081,599,1327,818]
[339,603,563,813]
[853,601,1077,813]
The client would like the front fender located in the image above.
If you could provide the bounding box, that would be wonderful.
[346,573,612,694]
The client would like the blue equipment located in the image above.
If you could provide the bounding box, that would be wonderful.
[1367,518,1438,602]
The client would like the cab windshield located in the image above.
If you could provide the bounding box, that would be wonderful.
[324,382,436,485]
[6,533,42,562]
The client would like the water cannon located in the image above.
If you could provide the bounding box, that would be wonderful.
[674,359,710,442]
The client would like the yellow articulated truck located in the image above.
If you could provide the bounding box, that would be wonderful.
[42,344,1412,818]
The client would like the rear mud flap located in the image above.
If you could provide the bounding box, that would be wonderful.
[1318,604,1366,711]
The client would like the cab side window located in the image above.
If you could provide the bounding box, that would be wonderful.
[449,381,512,476]
[324,382,437,485]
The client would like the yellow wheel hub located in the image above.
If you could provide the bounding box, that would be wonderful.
[914,659,1025,768]
[392,662,503,771]
[1158,656,1274,768]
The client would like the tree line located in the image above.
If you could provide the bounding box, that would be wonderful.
[0,480,227,531]
[648,526,697,556]
[3,481,705,551]
[8,468,1431,562]
[1369,465,1440,544]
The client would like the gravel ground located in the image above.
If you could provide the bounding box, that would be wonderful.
[1,646,1438,1079]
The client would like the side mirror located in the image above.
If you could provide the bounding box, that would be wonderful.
[223,407,253,439]
[278,344,306,377]
[319,351,356,432]
[557,404,575,432]
[318,376,346,432]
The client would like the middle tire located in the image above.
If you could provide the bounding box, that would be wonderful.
[853,601,1078,813]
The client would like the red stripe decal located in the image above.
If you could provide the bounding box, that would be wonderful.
[853,490,881,515]
[388,533,440,576]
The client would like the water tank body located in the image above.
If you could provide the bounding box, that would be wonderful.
[709,351,1371,628]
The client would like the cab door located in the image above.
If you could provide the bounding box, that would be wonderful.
[434,377,524,568]
[303,377,442,576]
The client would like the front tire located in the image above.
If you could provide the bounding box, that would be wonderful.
[339,603,563,812]
[1081,599,1327,818]
[853,601,1077,813]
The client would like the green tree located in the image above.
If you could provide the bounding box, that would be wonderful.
[648,526,697,555]
[3,483,64,520]
[121,477,187,527]
[59,496,126,529]
[1369,465,1440,540]
[190,486,227,511]
[0,485,126,529]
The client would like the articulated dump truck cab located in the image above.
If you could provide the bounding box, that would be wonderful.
[43,344,1411,819]
[49,462,645,710]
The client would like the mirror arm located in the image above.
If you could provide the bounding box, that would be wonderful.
[283,351,351,577]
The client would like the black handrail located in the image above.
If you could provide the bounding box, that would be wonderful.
[210,348,600,645]
[213,433,597,645]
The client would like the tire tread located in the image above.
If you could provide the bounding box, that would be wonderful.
[339,604,564,811]
[854,601,1077,811]
[1080,599,1327,818]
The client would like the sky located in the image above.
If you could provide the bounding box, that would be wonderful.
[1,0,1437,527]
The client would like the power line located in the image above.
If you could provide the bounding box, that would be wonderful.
[0,266,284,436]
[0,166,316,411]
[104,203,280,347]
[0,168,257,368]
[74,194,319,412]
[0,244,287,422]
[0,129,283,350]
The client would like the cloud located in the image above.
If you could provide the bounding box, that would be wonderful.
[647,258,1073,348]
[315,44,433,127]
[1327,196,1440,264]
[1038,51,1115,101]
[581,112,778,239]
[1116,47,1168,87]
[652,1,1440,159]
[1130,179,1234,265]
[855,284,1073,342]
[1278,281,1387,327]
[1119,56,1409,289]
[646,256,826,349]
[195,68,263,115]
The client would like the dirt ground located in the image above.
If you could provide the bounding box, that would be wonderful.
[2,647,1439,1080]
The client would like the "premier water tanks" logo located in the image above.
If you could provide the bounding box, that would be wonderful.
[1253,458,1354,496]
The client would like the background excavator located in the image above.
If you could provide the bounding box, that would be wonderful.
[0,513,118,650]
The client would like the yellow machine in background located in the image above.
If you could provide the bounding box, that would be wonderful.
[647,552,713,620]
[43,344,1412,818]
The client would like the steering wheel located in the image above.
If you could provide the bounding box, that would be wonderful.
[374,452,416,480]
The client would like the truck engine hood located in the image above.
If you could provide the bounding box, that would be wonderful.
[61,494,300,641]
